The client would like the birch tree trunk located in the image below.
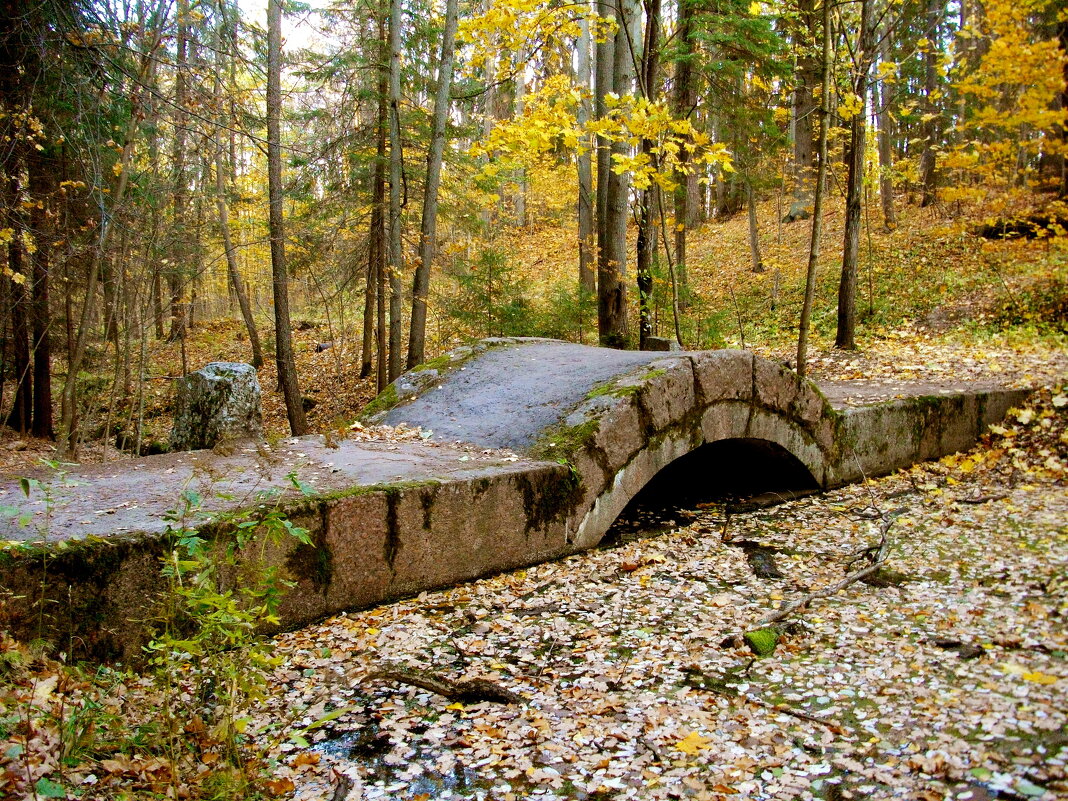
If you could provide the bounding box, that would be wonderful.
[576,12,596,295]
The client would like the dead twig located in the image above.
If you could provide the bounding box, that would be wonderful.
[757,511,899,630]
[743,693,845,735]
[365,664,521,705]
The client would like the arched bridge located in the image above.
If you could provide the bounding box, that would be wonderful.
[0,338,1028,661]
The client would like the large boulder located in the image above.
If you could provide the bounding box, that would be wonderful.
[170,362,263,451]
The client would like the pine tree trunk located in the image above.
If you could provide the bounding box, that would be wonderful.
[267,0,308,435]
[835,0,872,350]
[599,0,635,349]
[407,0,458,369]
[796,0,833,379]
[387,0,405,382]
[672,0,695,298]
[27,148,53,439]
[747,179,764,273]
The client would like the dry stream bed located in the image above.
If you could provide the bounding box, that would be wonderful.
[255,391,1068,801]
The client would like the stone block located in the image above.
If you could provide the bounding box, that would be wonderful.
[644,336,682,351]
[170,362,262,451]
[591,398,644,472]
[635,357,696,431]
[692,350,753,404]
[754,357,800,412]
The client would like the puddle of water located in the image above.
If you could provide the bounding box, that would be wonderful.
[317,722,498,799]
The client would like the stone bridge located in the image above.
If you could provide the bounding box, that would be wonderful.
[0,338,1028,661]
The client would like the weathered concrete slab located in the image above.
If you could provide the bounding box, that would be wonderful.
[0,438,570,661]
[0,339,1033,662]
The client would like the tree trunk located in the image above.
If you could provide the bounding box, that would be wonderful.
[4,147,31,433]
[918,0,941,207]
[576,12,596,295]
[746,179,764,273]
[796,0,833,379]
[407,0,458,369]
[835,0,872,350]
[267,0,308,435]
[599,0,635,349]
[213,3,263,368]
[637,0,661,350]
[672,0,695,297]
[168,0,190,342]
[361,154,379,379]
[513,49,528,227]
[387,0,405,382]
[595,3,613,277]
[1058,17,1068,196]
[27,148,53,439]
[875,35,897,230]
[785,0,819,222]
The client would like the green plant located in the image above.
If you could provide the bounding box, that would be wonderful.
[146,485,312,791]
[444,246,535,337]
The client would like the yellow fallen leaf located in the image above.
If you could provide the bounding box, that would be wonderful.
[1022,671,1059,685]
[675,731,713,755]
[365,627,380,636]
[446,702,465,710]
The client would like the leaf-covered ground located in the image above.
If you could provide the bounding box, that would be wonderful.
[252,389,1067,801]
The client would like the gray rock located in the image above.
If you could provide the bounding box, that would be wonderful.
[644,336,682,352]
[170,362,263,451]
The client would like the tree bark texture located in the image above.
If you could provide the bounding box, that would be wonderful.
[836,0,873,350]
[576,12,596,294]
[918,0,941,207]
[599,0,634,349]
[407,0,458,369]
[636,0,661,350]
[387,0,405,382]
[267,0,308,435]
[796,0,833,379]
[672,0,695,294]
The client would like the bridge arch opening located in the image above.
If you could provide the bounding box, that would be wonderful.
[603,438,821,545]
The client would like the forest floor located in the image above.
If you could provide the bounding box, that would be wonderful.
[252,387,1067,801]
[0,194,1066,800]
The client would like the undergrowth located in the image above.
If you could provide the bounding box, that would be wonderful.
[0,477,314,800]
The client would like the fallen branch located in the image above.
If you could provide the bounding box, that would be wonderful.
[365,664,521,704]
[757,512,897,630]
[723,509,903,652]
[744,693,845,735]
